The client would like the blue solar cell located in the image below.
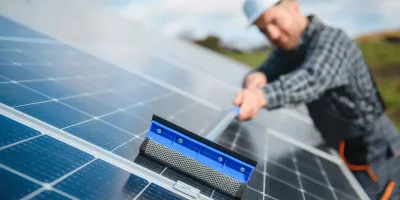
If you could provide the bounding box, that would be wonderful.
[0,49,39,63]
[126,105,156,121]
[87,74,146,89]
[0,83,50,107]
[300,177,335,200]
[31,190,71,200]
[21,80,79,98]
[117,87,164,103]
[64,120,134,151]
[0,76,8,82]
[24,64,71,78]
[112,138,142,159]
[17,101,92,128]
[0,16,49,39]
[61,96,117,116]
[101,111,149,135]
[267,161,300,188]
[56,79,102,94]
[0,65,44,81]
[297,162,325,183]
[0,135,94,183]
[137,183,187,200]
[0,114,41,147]
[247,170,263,192]
[92,92,134,108]
[54,159,149,199]
[0,57,11,64]
[0,167,41,200]
[265,176,303,200]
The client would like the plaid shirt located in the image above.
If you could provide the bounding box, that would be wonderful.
[255,15,385,129]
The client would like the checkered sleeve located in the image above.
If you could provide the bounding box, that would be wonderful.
[262,29,350,110]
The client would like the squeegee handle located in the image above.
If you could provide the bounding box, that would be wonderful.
[205,106,240,141]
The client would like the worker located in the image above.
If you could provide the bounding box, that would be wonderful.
[236,0,400,199]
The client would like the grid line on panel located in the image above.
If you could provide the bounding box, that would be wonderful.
[0,36,58,44]
[1,73,167,136]
[266,173,300,191]
[291,150,306,200]
[51,189,80,200]
[0,134,43,151]
[315,157,339,200]
[166,101,197,121]
[12,81,146,110]
[132,182,152,200]
[20,188,47,200]
[21,159,97,200]
[230,125,242,150]
[266,128,341,164]
[0,163,43,186]
[0,97,186,199]
[267,157,334,189]
[263,131,269,200]
[111,131,147,153]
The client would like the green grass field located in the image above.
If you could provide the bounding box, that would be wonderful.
[221,41,400,130]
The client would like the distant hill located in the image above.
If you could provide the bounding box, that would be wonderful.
[355,30,400,43]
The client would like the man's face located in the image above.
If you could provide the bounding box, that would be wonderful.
[254,2,300,50]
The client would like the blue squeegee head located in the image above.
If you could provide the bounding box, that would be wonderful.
[140,115,257,199]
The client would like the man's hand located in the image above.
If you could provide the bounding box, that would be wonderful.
[233,88,267,121]
[244,72,267,89]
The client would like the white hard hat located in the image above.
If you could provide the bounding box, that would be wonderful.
[243,0,280,26]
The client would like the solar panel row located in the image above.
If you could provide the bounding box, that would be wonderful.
[0,9,364,200]
[0,114,187,200]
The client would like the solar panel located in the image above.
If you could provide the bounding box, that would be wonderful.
[0,1,369,200]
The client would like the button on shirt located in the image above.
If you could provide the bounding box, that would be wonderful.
[255,15,385,130]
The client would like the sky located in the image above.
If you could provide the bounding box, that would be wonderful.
[101,0,400,50]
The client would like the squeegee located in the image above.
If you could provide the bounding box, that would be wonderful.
[140,106,257,199]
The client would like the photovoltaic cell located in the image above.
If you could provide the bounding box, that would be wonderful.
[16,101,92,129]
[64,119,134,151]
[54,159,149,200]
[31,190,71,200]
[21,80,80,98]
[300,177,335,200]
[0,76,8,82]
[267,161,300,188]
[0,49,38,63]
[60,95,118,117]
[265,176,303,200]
[0,114,41,147]
[0,65,45,81]
[0,135,94,183]
[0,167,41,200]
[101,111,150,136]
[0,83,50,107]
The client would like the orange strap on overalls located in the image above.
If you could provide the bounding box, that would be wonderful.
[339,141,378,182]
[381,181,396,200]
[340,141,398,200]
